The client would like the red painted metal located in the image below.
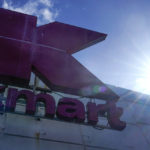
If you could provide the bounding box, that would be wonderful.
[57,97,85,122]
[36,22,107,54]
[0,8,119,101]
[2,86,126,130]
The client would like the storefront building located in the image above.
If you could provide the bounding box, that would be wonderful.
[0,85,150,150]
[0,8,150,150]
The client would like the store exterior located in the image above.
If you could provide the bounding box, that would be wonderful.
[0,85,150,150]
[0,8,150,150]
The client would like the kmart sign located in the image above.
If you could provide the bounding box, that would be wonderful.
[0,86,126,130]
[0,8,126,131]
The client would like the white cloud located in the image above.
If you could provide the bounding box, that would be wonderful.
[39,0,52,7]
[2,0,58,25]
[42,8,53,21]
[2,0,9,8]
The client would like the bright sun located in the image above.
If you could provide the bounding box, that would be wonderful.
[135,65,150,94]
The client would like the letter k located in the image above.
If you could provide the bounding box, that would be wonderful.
[0,8,119,101]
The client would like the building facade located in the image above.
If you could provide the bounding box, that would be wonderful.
[0,85,150,150]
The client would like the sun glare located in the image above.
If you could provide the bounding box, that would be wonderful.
[135,66,150,94]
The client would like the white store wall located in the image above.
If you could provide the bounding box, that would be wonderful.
[0,85,150,150]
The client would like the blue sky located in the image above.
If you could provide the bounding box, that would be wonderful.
[1,0,150,94]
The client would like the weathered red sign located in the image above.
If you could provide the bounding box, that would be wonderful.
[0,8,126,130]
[0,86,126,130]
[0,8,119,101]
